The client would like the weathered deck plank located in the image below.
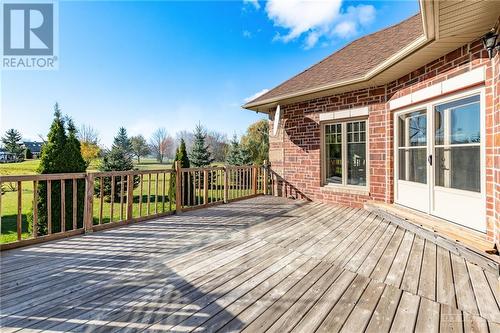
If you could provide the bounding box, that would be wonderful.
[1,196,498,333]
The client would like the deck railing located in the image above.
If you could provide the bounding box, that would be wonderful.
[0,163,273,250]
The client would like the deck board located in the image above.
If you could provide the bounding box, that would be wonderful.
[1,196,498,332]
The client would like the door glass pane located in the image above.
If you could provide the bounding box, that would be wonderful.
[325,124,342,184]
[347,121,366,186]
[409,148,427,183]
[435,95,480,145]
[435,146,480,192]
[398,110,427,147]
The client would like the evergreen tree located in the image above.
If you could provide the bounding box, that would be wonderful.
[99,127,137,201]
[225,134,252,166]
[170,139,192,205]
[32,104,86,235]
[25,148,33,159]
[189,124,214,167]
[225,135,242,165]
[1,128,24,160]
[113,127,132,155]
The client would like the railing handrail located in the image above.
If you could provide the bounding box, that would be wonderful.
[0,173,87,182]
[0,162,271,250]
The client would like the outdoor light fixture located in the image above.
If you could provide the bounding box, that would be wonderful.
[482,28,499,59]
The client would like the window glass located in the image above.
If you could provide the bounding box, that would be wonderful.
[325,124,342,184]
[435,146,480,192]
[347,121,366,186]
[398,110,427,147]
[435,95,480,145]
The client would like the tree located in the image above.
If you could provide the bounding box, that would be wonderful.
[99,128,137,201]
[206,130,228,162]
[113,127,132,154]
[32,103,86,235]
[1,129,24,160]
[78,124,99,144]
[150,128,174,163]
[225,134,252,166]
[170,139,191,205]
[241,119,269,164]
[80,141,101,166]
[189,124,214,167]
[176,130,195,152]
[130,135,150,163]
[25,148,33,159]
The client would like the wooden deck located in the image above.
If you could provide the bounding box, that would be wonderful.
[1,196,499,332]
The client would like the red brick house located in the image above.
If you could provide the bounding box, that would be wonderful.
[243,1,500,246]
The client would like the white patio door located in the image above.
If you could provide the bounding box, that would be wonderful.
[395,90,485,232]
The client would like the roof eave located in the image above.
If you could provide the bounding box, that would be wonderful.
[243,0,436,113]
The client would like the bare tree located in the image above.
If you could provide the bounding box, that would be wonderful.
[206,130,228,162]
[175,130,194,152]
[78,124,99,144]
[149,128,174,163]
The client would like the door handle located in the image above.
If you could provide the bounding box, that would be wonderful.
[428,154,432,166]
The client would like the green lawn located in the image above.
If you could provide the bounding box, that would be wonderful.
[1,159,257,244]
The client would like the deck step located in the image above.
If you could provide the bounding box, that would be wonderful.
[365,202,499,276]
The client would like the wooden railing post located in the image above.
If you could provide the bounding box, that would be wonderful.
[84,173,94,233]
[175,161,182,213]
[223,165,229,203]
[203,169,209,206]
[252,165,258,195]
[126,173,134,220]
[263,160,268,195]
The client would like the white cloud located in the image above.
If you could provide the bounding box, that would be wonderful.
[244,88,269,103]
[263,0,376,49]
[243,0,260,10]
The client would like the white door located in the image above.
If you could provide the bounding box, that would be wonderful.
[395,90,485,232]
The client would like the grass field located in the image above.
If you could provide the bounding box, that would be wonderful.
[0,159,255,244]
[0,158,176,243]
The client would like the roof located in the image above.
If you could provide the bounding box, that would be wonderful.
[244,14,424,108]
[23,141,43,153]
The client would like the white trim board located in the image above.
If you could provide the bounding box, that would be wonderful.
[389,66,485,110]
[319,106,369,122]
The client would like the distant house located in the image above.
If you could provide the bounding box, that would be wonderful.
[0,148,17,163]
[243,2,500,246]
[23,141,44,158]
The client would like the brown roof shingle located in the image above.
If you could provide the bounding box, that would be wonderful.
[246,14,423,105]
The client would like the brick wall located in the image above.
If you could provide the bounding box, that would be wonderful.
[269,38,499,242]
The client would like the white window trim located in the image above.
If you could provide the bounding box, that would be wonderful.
[321,117,370,192]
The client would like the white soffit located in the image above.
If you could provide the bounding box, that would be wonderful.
[319,107,369,122]
[389,66,485,110]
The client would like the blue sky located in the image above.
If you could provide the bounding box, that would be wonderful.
[1,0,419,147]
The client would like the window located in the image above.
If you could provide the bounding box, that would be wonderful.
[434,95,480,192]
[324,120,367,187]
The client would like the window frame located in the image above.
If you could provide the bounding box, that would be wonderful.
[320,116,370,190]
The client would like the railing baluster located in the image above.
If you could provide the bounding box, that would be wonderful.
[187,171,191,207]
[155,172,159,214]
[99,176,104,224]
[47,180,52,234]
[127,173,134,220]
[120,175,124,221]
[17,181,22,240]
[147,173,151,216]
[33,180,38,237]
[139,174,143,217]
[61,179,66,233]
[72,178,77,230]
[110,175,115,222]
[162,172,166,212]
